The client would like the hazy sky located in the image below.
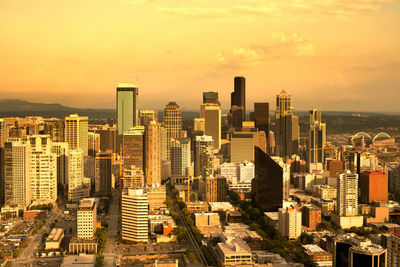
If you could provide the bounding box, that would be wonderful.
[1,0,399,112]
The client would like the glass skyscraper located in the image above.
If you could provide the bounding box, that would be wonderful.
[117,83,139,136]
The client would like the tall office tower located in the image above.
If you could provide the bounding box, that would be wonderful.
[204,177,217,202]
[3,139,31,207]
[29,135,57,203]
[139,110,158,126]
[308,108,326,164]
[121,189,148,243]
[360,171,388,203]
[122,166,144,189]
[278,207,302,240]
[292,115,299,155]
[194,118,205,133]
[271,156,290,201]
[77,198,97,239]
[65,114,89,156]
[257,131,267,153]
[98,126,118,153]
[160,127,168,162]
[194,135,214,179]
[254,103,270,152]
[43,118,65,142]
[123,126,145,171]
[200,103,221,149]
[170,138,191,184]
[68,149,90,202]
[275,90,293,160]
[0,119,7,147]
[145,121,161,186]
[95,152,112,196]
[217,177,228,201]
[164,102,182,161]
[117,83,139,136]
[230,106,244,129]
[231,76,246,120]
[203,91,219,105]
[87,132,100,157]
[52,142,69,186]
[252,147,283,212]
[230,132,256,163]
[337,171,359,217]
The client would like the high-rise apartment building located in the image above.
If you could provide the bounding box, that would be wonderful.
[68,149,90,202]
[194,135,214,179]
[145,121,161,186]
[43,118,65,142]
[170,138,191,184]
[254,103,269,152]
[139,110,158,126]
[164,102,182,161]
[337,171,359,217]
[97,125,118,153]
[0,119,7,148]
[52,142,69,186]
[275,90,293,160]
[117,83,139,135]
[3,139,31,207]
[160,127,168,162]
[231,76,246,120]
[252,147,283,212]
[278,207,302,240]
[65,114,88,156]
[121,189,148,243]
[95,152,112,196]
[29,135,57,203]
[200,103,221,149]
[77,198,97,239]
[123,126,145,171]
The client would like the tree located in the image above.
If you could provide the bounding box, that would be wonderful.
[300,232,314,244]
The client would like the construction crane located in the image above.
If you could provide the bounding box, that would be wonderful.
[184,176,202,203]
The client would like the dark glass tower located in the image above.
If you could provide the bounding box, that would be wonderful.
[252,147,283,212]
[254,103,270,152]
[231,76,246,121]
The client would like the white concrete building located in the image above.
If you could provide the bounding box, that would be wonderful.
[77,198,97,239]
[278,207,302,240]
[121,189,148,243]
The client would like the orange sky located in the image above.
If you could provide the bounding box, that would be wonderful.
[0,0,399,112]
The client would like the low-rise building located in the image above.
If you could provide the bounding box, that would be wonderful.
[215,236,253,266]
[302,244,332,266]
[302,204,321,231]
[186,201,209,213]
[45,228,64,250]
[264,212,279,230]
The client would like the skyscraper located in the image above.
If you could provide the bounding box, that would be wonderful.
[203,91,219,105]
[230,132,256,163]
[121,189,148,243]
[87,132,100,157]
[254,103,269,152]
[95,152,112,196]
[123,126,145,171]
[275,90,293,160]
[52,142,69,186]
[194,135,214,179]
[65,114,89,156]
[164,102,182,161]
[139,110,158,126]
[4,139,31,207]
[68,149,90,202]
[231,76,246,120]
[200,103,221,149]
[170,138,191,184]
[43,118,65,142]
[77,198,97,239]
[29,135,57,203]
[252,147,283,212]
[308,108,326,164]
[145,121,161,186]
[0,119,7,148]
[337,171,358,217]
[117,83,139,136]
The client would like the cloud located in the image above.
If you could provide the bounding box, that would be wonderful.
[156,0,394,20]
[216,32,315,69]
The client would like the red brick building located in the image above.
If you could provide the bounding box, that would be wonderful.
[360,171,388,203]
[302,204,321,231]
[328,160,343,178]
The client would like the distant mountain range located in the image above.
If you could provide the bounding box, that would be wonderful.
[0,99,399,135]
